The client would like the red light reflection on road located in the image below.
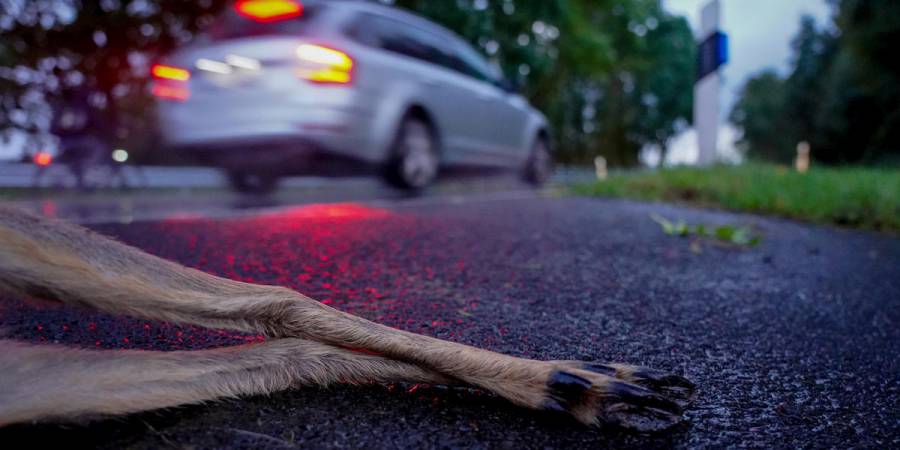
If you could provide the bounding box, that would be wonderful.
[268,203,390,220]
[40,200,57,218]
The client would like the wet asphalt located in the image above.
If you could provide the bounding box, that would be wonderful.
[0,195,898,448]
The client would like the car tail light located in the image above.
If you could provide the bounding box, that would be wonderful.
[235,0,303,23]
[151,64,190,101]
[295,44,353,84]
[151,64,190,81]
[33,151,53,166]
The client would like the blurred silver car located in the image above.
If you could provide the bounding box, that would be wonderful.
[153,0,552,191]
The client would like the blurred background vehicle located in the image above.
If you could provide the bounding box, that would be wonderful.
[153,0,552,192]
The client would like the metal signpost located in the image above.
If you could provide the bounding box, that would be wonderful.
[694,0,729,165]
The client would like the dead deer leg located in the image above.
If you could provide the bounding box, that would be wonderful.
[273,298,693,430]
[0,338,452,426]
[0,207,694,431]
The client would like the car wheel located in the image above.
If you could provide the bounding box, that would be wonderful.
[384,116,439,190]
[227,171,279,194]
[523,136,553,185]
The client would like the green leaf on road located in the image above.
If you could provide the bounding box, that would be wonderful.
[651,214,762,248]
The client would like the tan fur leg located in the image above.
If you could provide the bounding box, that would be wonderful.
[0,207,694,431]
[0,338,450,426]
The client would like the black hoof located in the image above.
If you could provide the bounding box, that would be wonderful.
[583,363,696,406]
[605,380,682,414]
[545,371,592,410]
[542,364,694,432]
[582,363,617,377]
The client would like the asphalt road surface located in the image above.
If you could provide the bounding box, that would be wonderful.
[1,193,898,448]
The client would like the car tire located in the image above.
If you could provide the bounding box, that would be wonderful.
[523,135,553,186]
[384,116,439,190]
[227,170,279,194]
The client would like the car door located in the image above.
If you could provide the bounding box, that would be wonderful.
[348,14,489,164]
[449,42,522,165]
[491,88,533,163]
[397,26,494,163]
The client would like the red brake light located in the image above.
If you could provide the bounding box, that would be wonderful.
[151,64,190,81]
[295,44,354,84]
[235,0,303,23]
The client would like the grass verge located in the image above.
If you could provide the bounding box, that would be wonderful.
[573,164,900,232]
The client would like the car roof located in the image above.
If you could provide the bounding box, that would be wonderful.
[215,1,474,53]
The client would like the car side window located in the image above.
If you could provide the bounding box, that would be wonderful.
[450,43,496,84]
[347,12,500,87]
[344,12,501,87]
[345,14,452,69]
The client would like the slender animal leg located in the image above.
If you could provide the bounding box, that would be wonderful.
[0,207,693,431]
[0,338,451,426]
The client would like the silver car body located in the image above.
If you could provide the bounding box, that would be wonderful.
[156,0,549,172]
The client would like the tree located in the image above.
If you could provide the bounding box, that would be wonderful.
[0,0,230,161]
[623,11,696,165]
[783,15,837,151]
[817,0,900,163]
[729,71,792,162]
[730,1,900,165]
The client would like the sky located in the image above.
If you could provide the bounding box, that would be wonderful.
[658,0,833,164]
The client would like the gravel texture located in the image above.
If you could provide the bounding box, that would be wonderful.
[1,197,898,448]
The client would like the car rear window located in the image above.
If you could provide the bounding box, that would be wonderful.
[207,4,325,41]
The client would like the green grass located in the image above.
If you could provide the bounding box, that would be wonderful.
[573,164,900,232]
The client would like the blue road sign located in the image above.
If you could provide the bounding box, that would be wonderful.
[698,31,728,81]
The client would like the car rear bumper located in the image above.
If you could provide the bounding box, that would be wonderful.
[156,96,384,170]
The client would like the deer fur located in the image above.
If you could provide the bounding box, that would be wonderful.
[0,206,694,432]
